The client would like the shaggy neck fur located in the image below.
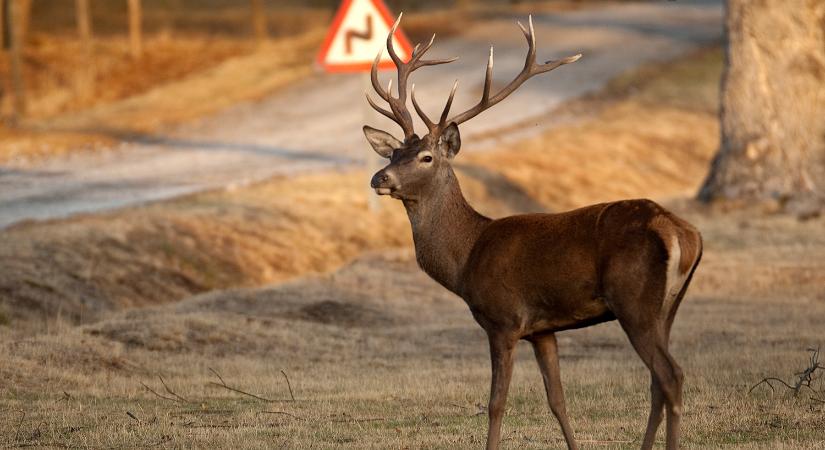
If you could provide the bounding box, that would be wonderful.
[402,168,491,294]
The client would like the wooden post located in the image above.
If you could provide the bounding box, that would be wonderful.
[128,0,142,59]
[75,0,94,101]
[0,0,6,49]
[363,73,381,212]
[250,0,267,43]
[8,0,27,122]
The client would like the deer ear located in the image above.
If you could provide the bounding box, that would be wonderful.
[441,122,461,158]
[363,126,401,159]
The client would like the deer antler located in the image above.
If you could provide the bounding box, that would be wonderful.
[448,15,581,126]
[366,13,458,140]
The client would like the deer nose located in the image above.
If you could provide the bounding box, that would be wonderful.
[370,170,391,188]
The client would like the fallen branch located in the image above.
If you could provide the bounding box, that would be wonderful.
[158,375,189,403]
[748,347,824,409]
[140,381,182,403]
[208,367,274,402]
[126,411,141,423]
[748,377,797,394]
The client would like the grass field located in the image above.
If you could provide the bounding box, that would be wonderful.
[2,47,825,448]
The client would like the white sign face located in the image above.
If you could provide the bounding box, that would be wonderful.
[317,0,412,72]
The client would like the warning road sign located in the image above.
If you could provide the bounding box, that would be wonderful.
[317,0,413,72]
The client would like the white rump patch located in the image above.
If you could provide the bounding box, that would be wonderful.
[662,235,688,318]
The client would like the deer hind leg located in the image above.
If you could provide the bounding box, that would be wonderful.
[485,333,517,450]
[619,323,684,450]
[603,245,685,449]
[530,333,578,450]
[641,375,665,450]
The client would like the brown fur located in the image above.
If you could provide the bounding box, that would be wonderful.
[364,18,701,449]
[368,142,702,449]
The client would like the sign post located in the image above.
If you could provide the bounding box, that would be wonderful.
[317,0,413,211]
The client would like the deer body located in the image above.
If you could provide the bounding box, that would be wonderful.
[364,15,702,450]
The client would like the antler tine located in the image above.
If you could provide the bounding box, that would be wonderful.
[438,80,459,129]
[449,16,581,126]
[370,49,390,101]
[482,46,493,104]
[538,53,583,73]
[365,92,398,124]
[411,84,436,130]
[386,14,404,67]
[412,34,436,62]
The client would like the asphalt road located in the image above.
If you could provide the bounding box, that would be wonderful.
[0,0,722,229]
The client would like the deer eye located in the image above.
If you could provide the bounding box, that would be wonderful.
[421,155,433,163]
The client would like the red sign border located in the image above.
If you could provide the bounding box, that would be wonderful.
[316,0,413,73]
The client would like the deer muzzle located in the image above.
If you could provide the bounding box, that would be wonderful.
[370,169,397,196]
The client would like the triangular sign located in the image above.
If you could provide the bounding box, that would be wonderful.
[317,0,413,73]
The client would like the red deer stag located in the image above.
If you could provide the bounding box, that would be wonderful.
[364,14,702,450]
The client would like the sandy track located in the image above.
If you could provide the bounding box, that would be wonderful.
[0,0,721,229]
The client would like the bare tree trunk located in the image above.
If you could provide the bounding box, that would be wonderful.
[128,0,142,59]
[75,0,95,101]
[250,0,267,43]
[699,0,825,207]
[8,0,26,122]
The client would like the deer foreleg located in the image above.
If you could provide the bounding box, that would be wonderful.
[485,334,516,450]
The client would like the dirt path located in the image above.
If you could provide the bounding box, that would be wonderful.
[0,0,721,229]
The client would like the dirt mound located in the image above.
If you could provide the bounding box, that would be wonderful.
[289,301,392,328]
[79,252,449,357]
[0,172,410,326]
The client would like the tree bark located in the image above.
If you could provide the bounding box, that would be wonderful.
[698,0,825,205]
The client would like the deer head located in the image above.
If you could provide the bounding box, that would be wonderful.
[365,14,581,201]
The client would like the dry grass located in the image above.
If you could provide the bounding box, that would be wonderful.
[3,47,825,448]
[0,31,320,164]
[2,210,824,448]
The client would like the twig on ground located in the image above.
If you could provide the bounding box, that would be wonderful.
[158,375,190,403]
[140,381,183,403]
[126,411,141,423]
[13,409,26,442]
[280,370,295,401]
[748,346,825,409]
[208,367,274,402]
[57,391,72,403]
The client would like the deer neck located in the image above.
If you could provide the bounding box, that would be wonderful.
[402,168,490,294]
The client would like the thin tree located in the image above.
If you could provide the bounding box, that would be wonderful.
[699,0,825,208]
[75,0,95,101]
[128,0,142,59]
[7,0,27,121]
[250,0,267,43]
